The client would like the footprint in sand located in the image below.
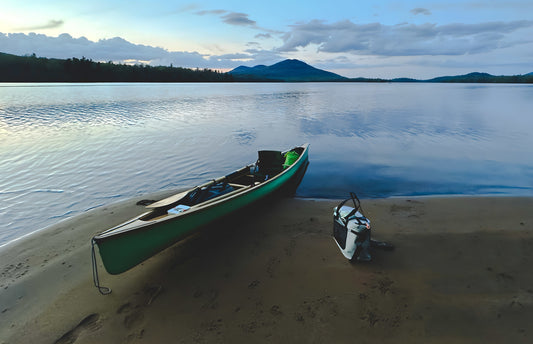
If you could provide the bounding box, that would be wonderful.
[54,313,101,344]
[284,239,296,256]
[124,310,144,330]
[116,301,146,332]
[266,257,281,278]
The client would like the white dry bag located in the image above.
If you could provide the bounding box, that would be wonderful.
[333,192,372,262]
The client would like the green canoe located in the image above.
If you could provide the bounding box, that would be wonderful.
[92,144,309,276]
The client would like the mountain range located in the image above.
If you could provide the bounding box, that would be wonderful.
[230,59,533,83]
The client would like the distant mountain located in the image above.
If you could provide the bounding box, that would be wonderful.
[424,72,533,83]
[427,72,496,83]
[229,59,347,82]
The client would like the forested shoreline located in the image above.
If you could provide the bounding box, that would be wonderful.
[0,52,233,82]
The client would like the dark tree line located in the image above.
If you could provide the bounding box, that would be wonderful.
[0,52,234,82]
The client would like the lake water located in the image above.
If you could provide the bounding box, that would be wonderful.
[1,82,532,245]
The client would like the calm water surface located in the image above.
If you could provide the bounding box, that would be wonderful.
[1,82,532,245]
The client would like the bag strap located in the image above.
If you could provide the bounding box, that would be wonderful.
[334,197,351,221]
[334,192,361,224]
[345,192,362,223]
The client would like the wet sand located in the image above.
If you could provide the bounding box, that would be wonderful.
[1,195,533,343]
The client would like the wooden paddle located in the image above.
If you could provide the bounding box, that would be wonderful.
[145,190,190,209]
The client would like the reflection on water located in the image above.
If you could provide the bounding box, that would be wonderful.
[1,82,532,245]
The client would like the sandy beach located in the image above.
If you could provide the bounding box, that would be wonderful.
[1,194,533,343]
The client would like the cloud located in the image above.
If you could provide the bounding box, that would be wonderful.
[195,9,227,16]
[221,12,257,27]
[17,20,64,31]
[278,19,533,56]
[175,4,201,13]
[0,32,215,68]
[191,8,288,40]
[410,8,432,16]
[242,48,284,65]
[195,9,258,28]
[0,32,291,70]
[255,33,272,39]
[213,53,251,60]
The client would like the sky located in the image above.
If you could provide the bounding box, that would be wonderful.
[0,0,532,79]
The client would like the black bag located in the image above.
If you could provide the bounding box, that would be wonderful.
[257,150,284,178]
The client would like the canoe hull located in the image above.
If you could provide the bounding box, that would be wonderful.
[94,144,309,275]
